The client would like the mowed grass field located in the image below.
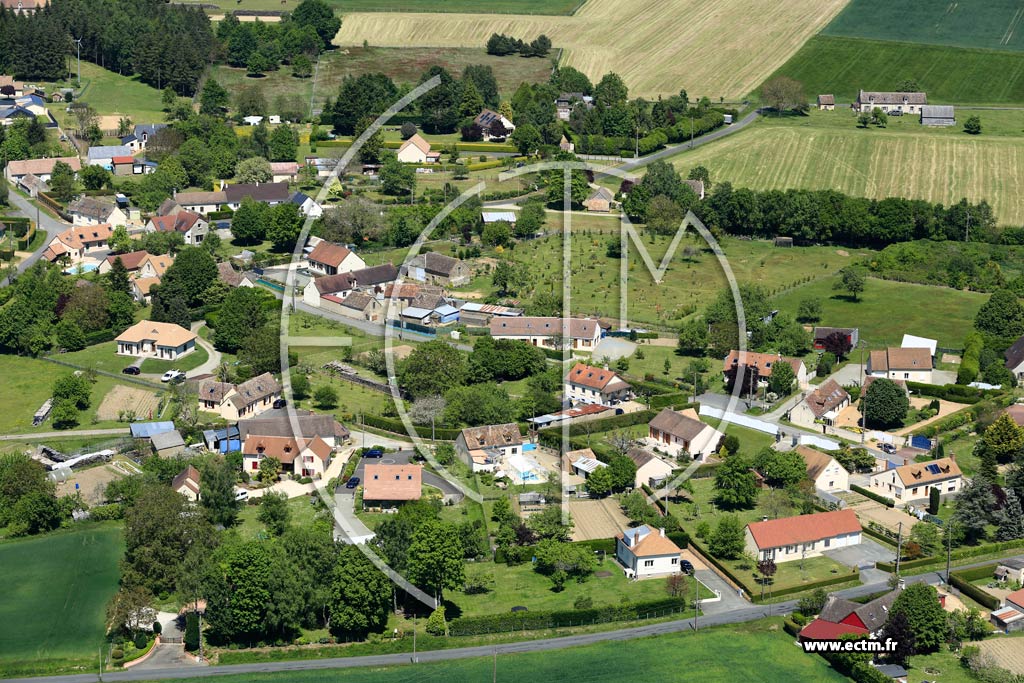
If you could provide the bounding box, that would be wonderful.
[52,61,165,125]
[669,110,1024,225]
[141,619,847,683]
[773,276,988,348]
[210,46,553,113]
[772,36,1024,105]
[0,524,123,677]
[334,0,849,99]
[823,0,1024,51]
[202,0,579,14]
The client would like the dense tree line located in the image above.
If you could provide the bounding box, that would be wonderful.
[485,32,551,57]
[215,0,338,78]
[0,0,214,92]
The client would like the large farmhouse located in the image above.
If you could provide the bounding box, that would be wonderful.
[489,316,602,351]
[855,90,927,115]
[563,363,632,406]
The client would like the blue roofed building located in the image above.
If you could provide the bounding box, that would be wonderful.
[130,421,176,438]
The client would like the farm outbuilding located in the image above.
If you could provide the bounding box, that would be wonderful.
[921,105,955,127]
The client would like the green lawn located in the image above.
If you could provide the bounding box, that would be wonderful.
[454,560,714,618]
[55,341,135,374]
[208,46,553,114]
[235,496,324,539]
[773,276,987,349]
[0,355,155,434]
[145,618,849,683]
[51,61,165,124]
[139,344,210,374]
[904,647,976,683]
[822,0,1024,52]
[0,524,123,678]
[771,35,1024,105]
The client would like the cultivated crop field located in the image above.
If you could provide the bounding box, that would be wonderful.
[203,0,581,14]
[772,36,1024,105]
[823,0,1024,51]
[978,636,1024,675]
[670,113,1024,224]
[0,524,123,678]
[334,0,849,99]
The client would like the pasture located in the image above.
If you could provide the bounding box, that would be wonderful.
[771,36,1024,105]
[773,276,987,348]
[0,524,123,678]
[823,0,1024,52]
[669,111,1024,225]
[210,46,553,114]
[333,0,849,99]
[51,61,165,125]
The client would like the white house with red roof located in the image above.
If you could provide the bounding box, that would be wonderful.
[145,211,209,246]
[615,525,683,578]
[563,362,632,406]
[723,350,809,391]
[397,134,440,164]
[242,434,332,479]
[306,239,366,276]
[745,509,861,563]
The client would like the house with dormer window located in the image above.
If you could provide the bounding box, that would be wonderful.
[454,423,523,472]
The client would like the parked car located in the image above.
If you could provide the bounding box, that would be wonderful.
[879,442,896,454]
[272,398,287,409]
[234,489,248,501]
[161,370,185,383]
[364,448,383,458]
[122,366,140,375]
[681,559,694,574]
[345,476,360,489]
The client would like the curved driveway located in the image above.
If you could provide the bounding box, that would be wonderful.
[2,186,68,286]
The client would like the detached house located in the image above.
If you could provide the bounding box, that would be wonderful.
[1004,335,1024,385]
[615,525,683,578]
[868,457,962,504]
[800,588,906,641]
[473,109,515,140]
[813,326,859,351]
[172,465,201,502]
[238,411,350,448]
[745,509,862,563]
[115,320,196,360]
[817,94,835,111]
[306,240,366,276]
[855,90,927,115]
[455,423,523,472]
[145,211,208,246]
[242,434,332,479]
[790,379,850,430]
[362,464,423,510]
[583,186,614,213]
[796,446,849,493]
[563,363,632,406]
[723,350,808,391]
[67,197,127,227]
[646,407,723,462]
[98,250,151,275]
[626,448,675,489]
[86,144,133,168]
[43,224,114,265]
[197,372,282,421]
[336,291,383,322]
[301,264,399,309]
[489,316,602,350]
[991,588,1024,633]
[406,251,471,286]
[867,347,933,383]
[4,156,80,184]
[397,134,440,164]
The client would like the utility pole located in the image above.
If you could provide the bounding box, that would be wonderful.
[73,37,82,88]
[689,116,694,149]
[692,570,699,631]
[493,648,497,683]
[98,645,103,681]
[945,520,954,585]
[412,621,417,663]
[894,521,903,576]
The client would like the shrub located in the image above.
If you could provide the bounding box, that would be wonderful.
[111,648,124,660]
[152,621,162,635]
[184,612,200,652]
[133,632,148,650]
[850,484,894,507]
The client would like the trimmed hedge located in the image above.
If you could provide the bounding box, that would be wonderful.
[949,572,1000,610]
[783,618,801,636]
[630,378,680,396]
[958,332,983,384]
[953,563,1000,582]
[766,570,859,600]
[447,596,688,636]
[906,381,998,403]
[360,414,529,441]
[850,485,894,508]
[861,526,899,547]
[650,392,692,410]
[466,160,504,172]
[572,538,616,554]
[877,538,1024,572]
[537,410,658,448]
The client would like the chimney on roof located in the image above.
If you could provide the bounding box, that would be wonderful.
[660,527,665,537]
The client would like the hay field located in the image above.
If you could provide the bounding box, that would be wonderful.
[334,0,850,99]
[670,118,1024,224]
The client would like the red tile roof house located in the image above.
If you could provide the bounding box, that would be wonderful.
[722,350,808,393]
[145,211,209,246]
[789,379,850,430]
[242,434,333,479]
[991,588,1024,633]
[563,362,632,407]
[172,465,201,502]
[306,240,366,276]
[615,525,684,579]
[361,464,423,511]
[744,509,862,563]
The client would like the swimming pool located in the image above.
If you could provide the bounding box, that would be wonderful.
[63,263,99,274]
[522,443,537,452]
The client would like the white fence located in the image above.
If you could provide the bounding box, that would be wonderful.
[698,405,778,435]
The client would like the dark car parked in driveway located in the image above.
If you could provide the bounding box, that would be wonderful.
[364,449,383,458]
[122,366,140,375]
[345,477,360,489]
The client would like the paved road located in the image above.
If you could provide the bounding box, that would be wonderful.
[187,323,222,378]
[1,186,67,286]
[0,427,130,441]
[618,108,762,173]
